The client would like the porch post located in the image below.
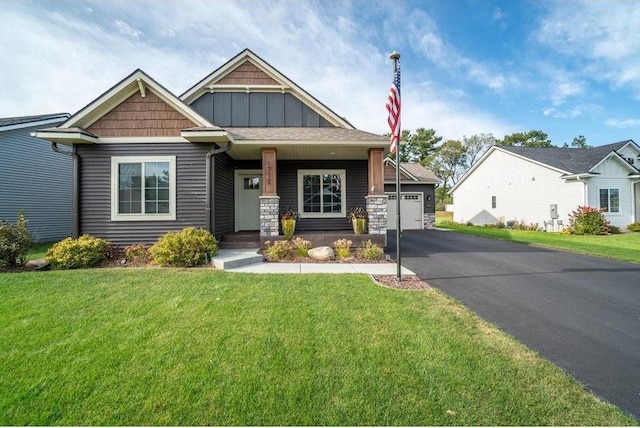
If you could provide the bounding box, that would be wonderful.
[367,148,385,195]
[260,148,279,241]
[366,148,387,244]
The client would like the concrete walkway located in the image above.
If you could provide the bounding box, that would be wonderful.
[213,248,415,275]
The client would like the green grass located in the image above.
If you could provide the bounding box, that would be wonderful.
[439,224,640,264]
[436,210,453,225]
[27,242,56,260]
[0,269,635,425]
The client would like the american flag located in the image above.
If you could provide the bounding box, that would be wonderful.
[386,66,401,154]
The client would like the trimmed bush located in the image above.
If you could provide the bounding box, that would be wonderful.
[627,222,640,232]
[356,239,384,260]
[264,240,294,261]
[569,206,609,235]
[46,235,110,269]
[333,239,353,259]
[149,227,218,267]
[0,211,34,267]
[291,237,311,257]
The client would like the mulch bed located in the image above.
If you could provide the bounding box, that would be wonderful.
[372,274,432,290]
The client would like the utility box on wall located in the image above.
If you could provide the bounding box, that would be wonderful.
[550,204,559,219]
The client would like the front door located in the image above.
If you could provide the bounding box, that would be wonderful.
[235,171,263,231]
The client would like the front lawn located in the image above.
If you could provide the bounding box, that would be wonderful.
[439,224,640,264]
[0,269,634,425]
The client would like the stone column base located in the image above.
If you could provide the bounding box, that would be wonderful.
[260,196,280,237]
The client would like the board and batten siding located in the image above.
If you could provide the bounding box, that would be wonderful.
[452,149,584,227]
[77,142,217,245]
[278,160,368,231]
[0,123,72,241]
[587,157,637,228]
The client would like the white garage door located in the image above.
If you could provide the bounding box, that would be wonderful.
[386,193,423,230]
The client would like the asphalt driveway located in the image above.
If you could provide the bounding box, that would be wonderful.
[387,229,640,420]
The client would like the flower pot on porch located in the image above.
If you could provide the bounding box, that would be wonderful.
[281,219,296,240]
[352,218,367,235]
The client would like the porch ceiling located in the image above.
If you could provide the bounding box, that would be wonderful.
[228,141,389,160]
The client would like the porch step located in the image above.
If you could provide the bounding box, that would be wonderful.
[212,249,263,270]
[219,232,261,250]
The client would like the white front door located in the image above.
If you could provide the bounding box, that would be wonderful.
[235,171,263,231]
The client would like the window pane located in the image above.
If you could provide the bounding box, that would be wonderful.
[157,202,170,214]
[118,163,142,214]
[142,161,171,215]
[158,188,169,201]
[322,174,341,213]
[599,189,609,211]
[303,174,321,213]
[610,189,620,212]
[145,188,157,201]
[145,201,157,214]
[244,177,260,190]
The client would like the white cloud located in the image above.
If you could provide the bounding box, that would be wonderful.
[114,20,142,39]
[542,107,582,119]
[605,118,640,128]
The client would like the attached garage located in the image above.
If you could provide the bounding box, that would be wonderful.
[387,192,424,230]
[384,158,442,230]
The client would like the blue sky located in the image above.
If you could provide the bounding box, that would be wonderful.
[2,0,640,147]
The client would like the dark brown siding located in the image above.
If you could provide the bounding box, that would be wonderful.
[87,91,196,137]
[77,142,214,245]
[278,160,368,231]
[385,183,436,214]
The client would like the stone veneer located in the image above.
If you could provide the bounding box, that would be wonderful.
[365,195,388,236]
[259,195,280,237]
[424,213,436,229]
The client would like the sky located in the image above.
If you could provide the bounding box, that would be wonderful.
[2,0,640,148]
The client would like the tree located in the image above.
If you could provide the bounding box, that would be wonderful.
[571,135,590,148]
[462,133,495,168]
[423,139,467,191]
[385,129,411,162]
[403,128,442,162]
[496,130,554,147]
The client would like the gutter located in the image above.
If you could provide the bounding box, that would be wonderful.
[51,143,79,238]
[206,139,234,236]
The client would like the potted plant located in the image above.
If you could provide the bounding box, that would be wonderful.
[280,207,300,240]
[348,207,368,235]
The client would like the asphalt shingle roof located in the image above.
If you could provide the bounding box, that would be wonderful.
[500,141,636,174]
[225,127,387,141]
[0,113,69,129]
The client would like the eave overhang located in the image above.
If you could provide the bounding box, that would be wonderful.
[30,128,98,145]
[181,128,234,143]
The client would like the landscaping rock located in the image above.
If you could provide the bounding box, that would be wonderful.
[308,246,335,260]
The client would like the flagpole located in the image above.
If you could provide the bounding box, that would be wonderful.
[390,51,402,283]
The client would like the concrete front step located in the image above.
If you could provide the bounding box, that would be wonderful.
[212,249,263,270]
[222,233,260,243]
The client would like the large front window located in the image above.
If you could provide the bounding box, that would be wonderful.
[599,188,620,213]
[111,156,176,221]
[297,169,346,218]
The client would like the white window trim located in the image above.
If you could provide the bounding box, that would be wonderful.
[111,156,177,221]
[599,187,621,214]
[297,169,346,218]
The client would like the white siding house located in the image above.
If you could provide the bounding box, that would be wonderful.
[450,141,640,230]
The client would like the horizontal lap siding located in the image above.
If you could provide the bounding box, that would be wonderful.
[385,183,435,214]
[278,160,367,231]
[0,124,72,241]
[77,142,211,245]
[214,152,235,238]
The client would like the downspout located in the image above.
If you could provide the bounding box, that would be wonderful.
[206,140,233,236]
[51,143,79,238]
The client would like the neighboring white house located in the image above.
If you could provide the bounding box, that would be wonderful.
[450,141,640,230]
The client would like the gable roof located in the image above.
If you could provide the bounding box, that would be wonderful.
[61,69,214,130]
[180,49,354,129]
[500,140,639,174]
[451,140,640,193]
[0,113,69,131]
[383,158,441,184]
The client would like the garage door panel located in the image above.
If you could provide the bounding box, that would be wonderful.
[387,193,423,230]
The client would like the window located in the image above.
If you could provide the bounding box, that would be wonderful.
[297,169,346,218]
[243,176,260,190]
[491,196,497,209]
[599,188,620,213]
[111,156,176,221]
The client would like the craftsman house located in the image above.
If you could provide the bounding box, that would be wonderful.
[33,49,390,246]
[450,141,640,230]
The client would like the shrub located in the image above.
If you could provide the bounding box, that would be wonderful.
[608,225,622,234]
[46,235,110,269]
[569,206,609,235]
[264,240,294,261]
[627,222,640,232]
[124,244,149,263]
[333,239,353,259]
[149,227,218,267]
[291,237,311,257]
[0,211,34,267]
[356,240,384,260]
